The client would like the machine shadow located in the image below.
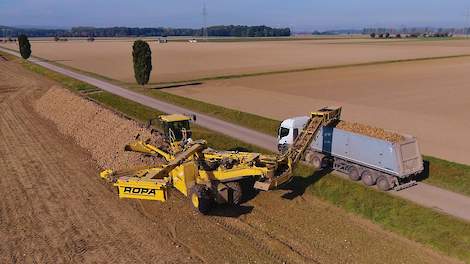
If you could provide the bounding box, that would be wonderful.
[280,168,332,200]
[415,160,430,182]
[207,204,254,217]
[210,168,331,217]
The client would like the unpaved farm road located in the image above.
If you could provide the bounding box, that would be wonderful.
[1,58,459,264]
[2,47,470,223]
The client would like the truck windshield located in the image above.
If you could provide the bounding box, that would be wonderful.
[279,127,290,139]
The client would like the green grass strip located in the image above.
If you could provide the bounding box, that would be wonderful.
[424,155,470,197]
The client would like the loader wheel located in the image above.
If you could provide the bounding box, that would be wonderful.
[361,170,376,186]
[377,176,391,191]
[189,185,213,215]
[348,167,361,181]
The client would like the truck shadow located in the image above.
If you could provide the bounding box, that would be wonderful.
[280,168,332,200]
[415,160,430,182]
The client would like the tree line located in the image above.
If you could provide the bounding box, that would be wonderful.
[0,25,290,38]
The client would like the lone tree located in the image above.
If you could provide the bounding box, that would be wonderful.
[18,34,31,59]
[132,40,152,86]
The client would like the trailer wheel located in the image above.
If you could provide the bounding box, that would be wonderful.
[348,167,361,181]
[377,176,391,191]
[361,170,376,186]
[189,185,213,214]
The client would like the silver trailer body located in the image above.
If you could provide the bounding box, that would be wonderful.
[310,126,423,178]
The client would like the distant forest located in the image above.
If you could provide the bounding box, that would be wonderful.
[0,25,291,38]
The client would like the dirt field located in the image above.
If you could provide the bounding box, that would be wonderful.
[3,39,470,83]
[0,58,461,263]
[165,56,470,165]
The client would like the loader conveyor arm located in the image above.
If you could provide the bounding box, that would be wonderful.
[254,106,342,191]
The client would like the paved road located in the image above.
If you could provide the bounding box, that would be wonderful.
[3,46,470,223]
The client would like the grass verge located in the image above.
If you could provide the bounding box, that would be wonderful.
[424,155,470,197]
[12,52,470,262]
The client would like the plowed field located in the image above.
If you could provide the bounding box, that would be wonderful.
[3,39,470,83]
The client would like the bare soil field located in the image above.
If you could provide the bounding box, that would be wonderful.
[2,39,470,83]
[0,58,460,263]
[165,56,470,165]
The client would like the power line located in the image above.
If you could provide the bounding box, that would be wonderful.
[466,9,470,38]
[202,0,208,40]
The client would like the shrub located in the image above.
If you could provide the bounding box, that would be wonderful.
[18,34,31,59]
[132,40,152,86]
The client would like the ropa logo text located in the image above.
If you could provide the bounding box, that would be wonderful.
[123,187,156,196]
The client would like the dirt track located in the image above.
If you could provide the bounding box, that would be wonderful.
[0,59,462,263]
[3,39,470,83]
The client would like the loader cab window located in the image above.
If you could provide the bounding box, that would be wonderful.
[279,127,290,139]
[165,120,191,141]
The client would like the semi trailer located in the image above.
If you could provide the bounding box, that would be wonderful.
[277,116,424,191]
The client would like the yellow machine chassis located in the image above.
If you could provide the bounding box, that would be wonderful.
[100,107,342,212]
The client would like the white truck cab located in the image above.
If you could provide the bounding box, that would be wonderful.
[277,116,309,153]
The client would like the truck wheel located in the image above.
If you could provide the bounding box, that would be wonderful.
[361,171,376,186]
[189,185,213,214]
[377,176,391,191]
[348,167,361,181]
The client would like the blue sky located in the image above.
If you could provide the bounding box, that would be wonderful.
[0,0,469,30]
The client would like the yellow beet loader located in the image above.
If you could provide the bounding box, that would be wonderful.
[100,108,341,214]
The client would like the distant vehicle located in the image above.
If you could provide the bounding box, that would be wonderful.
[188,39,198,43]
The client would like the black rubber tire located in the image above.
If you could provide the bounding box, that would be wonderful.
[361,171,376,186]
[189,185,214,214]
[377,176,392,191]
[225,181,243,205]
[348,167,361,181]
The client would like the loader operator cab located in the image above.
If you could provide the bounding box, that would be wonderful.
[158,114,193,151]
